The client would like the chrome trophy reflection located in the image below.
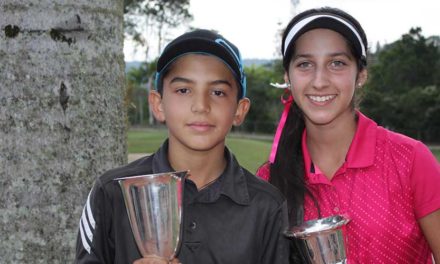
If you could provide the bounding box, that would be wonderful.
[285,215,350,264]
[116,171,188,261]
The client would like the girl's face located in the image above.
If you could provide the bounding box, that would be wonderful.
[285,28,367,128]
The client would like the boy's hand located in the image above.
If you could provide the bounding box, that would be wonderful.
[133,255,180,264]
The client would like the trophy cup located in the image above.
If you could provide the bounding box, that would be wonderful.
[284,215,350,264]
[116,171,188,261]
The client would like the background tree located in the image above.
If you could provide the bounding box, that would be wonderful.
[124,0,192,59]
[126,60,157,125]
[361,27,440,141]
[1,0,125,262]
[241,61,284,133]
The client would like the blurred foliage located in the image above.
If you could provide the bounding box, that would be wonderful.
[125,60,157,125]
[361,27,440,142]
[240,60,285,133]
[124,0,192,57]
[126,27,440,142]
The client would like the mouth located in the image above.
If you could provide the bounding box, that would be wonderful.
[307,94,336,103]
[187,122,215,132]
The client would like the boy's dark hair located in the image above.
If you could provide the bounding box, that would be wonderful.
[155,29,247,99]
[269,7,368,263]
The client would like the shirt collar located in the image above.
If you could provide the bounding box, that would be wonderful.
[152,139,174,173]
[218,147,250,205]
[302,111,377,177]
[152,139,250,205]
[346,111,377,168]
[302,134,328,184]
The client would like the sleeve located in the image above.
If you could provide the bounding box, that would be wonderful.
[410,141,440,219]
[260,200,290,264]
[74,179,111,264]
[256,162,271,181]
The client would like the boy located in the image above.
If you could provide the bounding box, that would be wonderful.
[74,29,289,264]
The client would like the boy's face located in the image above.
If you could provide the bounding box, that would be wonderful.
[150,54,250,152]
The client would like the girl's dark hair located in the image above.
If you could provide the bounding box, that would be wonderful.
[282,7,368,72]
[269,7,368,263]
[269,103,311,263]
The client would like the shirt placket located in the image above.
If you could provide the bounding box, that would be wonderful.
[308,164,347,217]
[182,181,202,256]
[330,164,348,216]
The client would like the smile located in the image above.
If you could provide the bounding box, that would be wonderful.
[308,95,336,103]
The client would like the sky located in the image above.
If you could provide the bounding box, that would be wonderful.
[123,0,439,61]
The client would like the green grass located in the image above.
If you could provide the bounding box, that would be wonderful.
[128,129,440,173]
[432,149,440,161]
[225,137,271,173]
[127,129,271,173]
[127,129,168,153]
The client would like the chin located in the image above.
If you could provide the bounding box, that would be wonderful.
[186,139,224,152]
[306,113,340,126]
[305,110,330,121]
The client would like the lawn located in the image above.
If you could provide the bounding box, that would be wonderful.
[432,149,440,161]
[127,129,169,154]
[127,128,271,173]
[128,129,440,173]
[225,136,271,173]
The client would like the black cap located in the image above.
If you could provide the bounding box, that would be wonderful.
[155,29,246,98]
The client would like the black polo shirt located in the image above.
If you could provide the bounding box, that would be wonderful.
[75,140,289,264]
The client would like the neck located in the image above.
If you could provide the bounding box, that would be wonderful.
[305,111,357,179]
[168,140,227,189]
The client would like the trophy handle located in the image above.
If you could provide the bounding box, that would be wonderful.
[172,170,188,259]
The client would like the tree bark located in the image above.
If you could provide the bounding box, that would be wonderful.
[0,0,126,262]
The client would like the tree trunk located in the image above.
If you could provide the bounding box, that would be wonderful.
[0,0,126,263]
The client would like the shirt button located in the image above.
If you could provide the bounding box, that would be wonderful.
[334,207,340,213]
[190,221,197,230]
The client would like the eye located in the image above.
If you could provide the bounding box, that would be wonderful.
[176,88,190,94]
[212,90,226,97]
[330,60,347,67]
[297,61,312,69]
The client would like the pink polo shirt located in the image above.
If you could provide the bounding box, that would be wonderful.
[257,112,440,263]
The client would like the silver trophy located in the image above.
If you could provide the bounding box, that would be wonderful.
[116,171,188,261]
[285,215,350,264]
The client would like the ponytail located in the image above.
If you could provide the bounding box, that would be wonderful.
[269,103,314,263]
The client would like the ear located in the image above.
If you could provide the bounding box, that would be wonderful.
[283,72,290,84]
[232,97,251,126]
[357,69,368,87]
[148,90,166,123]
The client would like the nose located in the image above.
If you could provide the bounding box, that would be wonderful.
[312,65,330,89]
[191,92,210,113]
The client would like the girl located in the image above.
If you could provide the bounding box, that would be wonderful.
[257,7,440,263]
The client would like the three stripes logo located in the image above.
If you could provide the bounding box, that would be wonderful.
[79,189,96,253]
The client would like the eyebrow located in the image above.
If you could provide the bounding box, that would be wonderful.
[211,80,233,88]
[170,77,233,88]
[169,77,194,84]
[293,52,354,60]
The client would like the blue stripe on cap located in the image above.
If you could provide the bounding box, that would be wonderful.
[215,38,246,97]
[154,72,160,91]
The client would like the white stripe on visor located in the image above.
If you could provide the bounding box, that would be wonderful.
[283,14,366,58]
